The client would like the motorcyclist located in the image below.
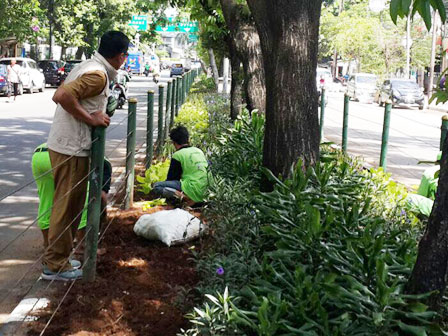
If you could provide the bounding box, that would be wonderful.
[144,63,151,77]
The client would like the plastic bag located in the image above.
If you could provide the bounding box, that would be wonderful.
[133,208,206,246]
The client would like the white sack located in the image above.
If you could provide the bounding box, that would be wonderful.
[133,208,206,247]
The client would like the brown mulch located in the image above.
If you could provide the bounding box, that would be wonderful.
[26,205,200,336]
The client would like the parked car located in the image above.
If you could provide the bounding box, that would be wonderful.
[378,79,425,110]
[346,73,378,103]
[38,60,65,86]
[0,57,45,93]
[0,64,10,96]
[170,63,184,77]
[61,60,83,81]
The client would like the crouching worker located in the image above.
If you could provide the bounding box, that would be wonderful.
[153,126,208,205]
[31,143,112,261]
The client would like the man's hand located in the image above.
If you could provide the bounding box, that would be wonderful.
[90,110,110,127]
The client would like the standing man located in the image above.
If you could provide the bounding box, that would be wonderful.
[42,31,129,281]
[7,58,21,103]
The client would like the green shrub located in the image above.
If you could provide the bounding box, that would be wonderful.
[190,74,217,94]
[175,94,209,148]
[181,114,440,334]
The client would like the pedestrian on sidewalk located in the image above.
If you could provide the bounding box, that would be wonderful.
[153,126,209,206]
[7,58,21,103]
[42,31,129,281]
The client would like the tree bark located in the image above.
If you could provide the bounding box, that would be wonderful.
[208,48,219,89]
[406,139,448,307]
[228,39,244,120]
[246,0,322,190]
[220,0,266,113]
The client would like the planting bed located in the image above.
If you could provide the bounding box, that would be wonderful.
[27,205,199,336]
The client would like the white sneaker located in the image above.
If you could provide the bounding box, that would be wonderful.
[41,268,82,281]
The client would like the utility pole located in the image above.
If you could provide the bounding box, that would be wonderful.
[332,0,344,78]
[49,0,54,59]
[428,10,438,97]
[405,11,411,79]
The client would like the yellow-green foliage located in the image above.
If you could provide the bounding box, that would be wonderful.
[136,159,171,194]
[175,94,208,147]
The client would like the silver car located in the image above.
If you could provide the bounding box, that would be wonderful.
[346,73,378,103]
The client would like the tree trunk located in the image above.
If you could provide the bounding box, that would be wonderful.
[228,39,244,120]
[75,47,84,59]
[220,0,266,113]
[246,0,322,190]
[60,46,67,60]
[208,48,219,89]
[222,57,229,94]
[406,139,448,307]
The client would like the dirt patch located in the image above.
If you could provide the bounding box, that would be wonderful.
[26,205,199,336]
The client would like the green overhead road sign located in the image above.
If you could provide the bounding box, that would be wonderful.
[188,34,198,42]
[129,15,147,31]
[155,18,198,33]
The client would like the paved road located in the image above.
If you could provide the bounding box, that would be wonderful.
[323,91,442,187]
[0,70,171,324]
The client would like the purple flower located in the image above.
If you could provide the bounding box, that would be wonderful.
[401,210,406,216]
[31,25,40,32]
[216,267,224,275]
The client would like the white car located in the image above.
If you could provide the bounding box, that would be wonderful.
[0,57,46,94]
[346,73,378,103]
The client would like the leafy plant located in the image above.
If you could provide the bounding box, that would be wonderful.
[141,198,167,210]
[136,160,170,194]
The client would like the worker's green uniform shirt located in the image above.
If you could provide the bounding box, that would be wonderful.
[172,147,208,202]
[417,165,439,200]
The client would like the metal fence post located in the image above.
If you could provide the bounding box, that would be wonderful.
[164,80,172,140]
[319,88,326,143]
[175,76,181,116]
[170,78,176,128]
[342,94,349,152]
[380,101,392,169]
[441,115,448,150]
[156,85,165,156]
[146,90,154,169]
[84,126,106,282]
[182,74,187,103]
[124,98,137,209]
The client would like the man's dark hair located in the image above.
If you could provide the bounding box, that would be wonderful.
[98,31,129,58]
[170,126,189,145]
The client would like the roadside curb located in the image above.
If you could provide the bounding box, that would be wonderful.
[0,279,53,336]
[428,105,448,113]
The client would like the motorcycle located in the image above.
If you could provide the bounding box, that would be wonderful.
[110,70,129,109]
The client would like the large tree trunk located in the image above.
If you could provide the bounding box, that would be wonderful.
[246,0,322,190]
[406,140,448,307]
[208,48,219,89]
[228,39,244,120]
[220,0,266,113]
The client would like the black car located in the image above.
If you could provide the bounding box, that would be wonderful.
[378,79,425,110]
[38,60,64,86]
[0,64,9,96]
[62,60,83,80]
[170,63,184,77]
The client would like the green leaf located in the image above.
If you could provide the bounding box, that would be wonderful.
[417,0,432,30]
[397,321,428,336]
[401,0,412,15]
[390,0,402,23]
